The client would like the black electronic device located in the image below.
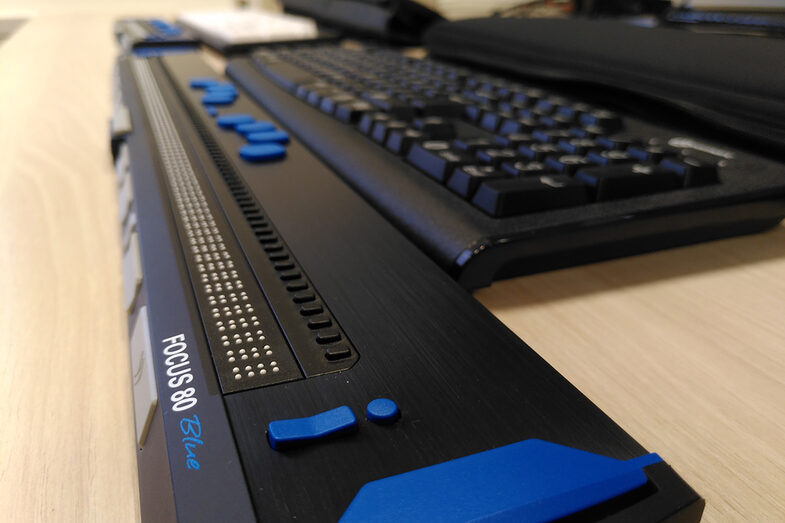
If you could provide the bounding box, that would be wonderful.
[112,47,703,521]
[282,0,444,43]
[224,17,785,289]
[114,18,199,51]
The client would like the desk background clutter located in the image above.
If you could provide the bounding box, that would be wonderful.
[0,2,784,522]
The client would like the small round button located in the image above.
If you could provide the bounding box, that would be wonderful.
[366,398,400,425]
[239,143,286,162]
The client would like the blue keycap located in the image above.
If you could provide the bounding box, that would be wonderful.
[267,406,357,450]
[216,114,255,129]
[340,439,663,523]
[205,106,217,117]
[366,398,400,424]
[205,82,235,91]
[239,143,286,162]
[201,93,235,106]
[246,131,290,144]
[189,77,218,89]
[235,121,276,135]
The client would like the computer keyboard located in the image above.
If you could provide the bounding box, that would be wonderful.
[226,43,785,288]
[112,47,703,522]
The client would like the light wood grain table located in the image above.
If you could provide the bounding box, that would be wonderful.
[1,11,783,523]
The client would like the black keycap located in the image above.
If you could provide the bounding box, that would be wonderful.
[386,128,424,155]
[447,165,506,198]
[411,98,466,117]
[358,112,390,135]
[533,129,572,144]
[464,103,493,123]
[575,164,680,200]
[557,138,602,155]
[510,88,544,107]
[453,138,500,154]
[493,133,534,148]
[544,155,593,175]
[472,176,588,217]
[263,242,283,253]
[413,117,454,140]
[362,91,415,119]
[274,260,295,271]
[579,110,623,132]
[596,135,641,150]
[518,143,561,161]
[280,271,301,281]
[477,148,518,167]
[371,120,408,144]
[627,144,680,163]
[501,160,550,177]
[407,142,473,182]
[320,93,357,115]
[659,157,719,187]
[334,100,374,123]
[586,150,636,166]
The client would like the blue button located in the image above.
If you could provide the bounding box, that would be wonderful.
[189,77,218,89]
[340,439,663,522]
[247,130,290,144]
[239,143,286,162]
[366,398,400,424]
[235,121,276,135]
[267,405,357,450]
[216,114,255,129]
[202,93,235,106]
[205,82,236,91]
[205,106,217,117]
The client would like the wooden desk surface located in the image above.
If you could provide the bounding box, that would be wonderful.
[1,12,783,523]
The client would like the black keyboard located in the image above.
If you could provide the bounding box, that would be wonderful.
[226,43,785,288]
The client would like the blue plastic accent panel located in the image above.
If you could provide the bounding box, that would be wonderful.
[236,121,276,135]
[340,439,662,523]
[202,92,236,106]
[239,144,287,163]
[216,114,255,129]
[247,130,290,144]
[132,46,197,58]
[268,406,357,450]
[189,77,218,89]
[366,398,400,424]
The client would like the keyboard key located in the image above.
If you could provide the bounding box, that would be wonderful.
[413,117,454,140]
[247,130,290,144]
[216,113,255,129]
[659,157,719,187]
[372,120,407,144]
[447,166,506,198]
[596,135,640,150]
[335,100,373,123]
[557,138,602,155]
[386,128,424,155]
[453,138,501,154]
[235,121,276,135]
[493,133,534,148]
[518,143,560,161]
[575,164,680,200]
[362,91,415,119]
[472,176,588,217]
[579,110,623,132]
[500,160,550,177]
[533,129,572,144]
[476,148,518,167]
[544,155,594,175]
[358,113,390,135]
[586,150,636,165]
[239,143,286,162]
[407,142,473,182]
[627,144,680,163]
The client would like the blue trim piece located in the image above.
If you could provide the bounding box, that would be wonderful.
[216,114,255,129]
[340,439,662,522]
[267,406,357,450]
[201,92,237,106]
[239,143,287,163]
[132,46,197,58]
[189,77,218,89]
[235,121,276,135]
[366,398,400,424]
[247,130,290,144]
